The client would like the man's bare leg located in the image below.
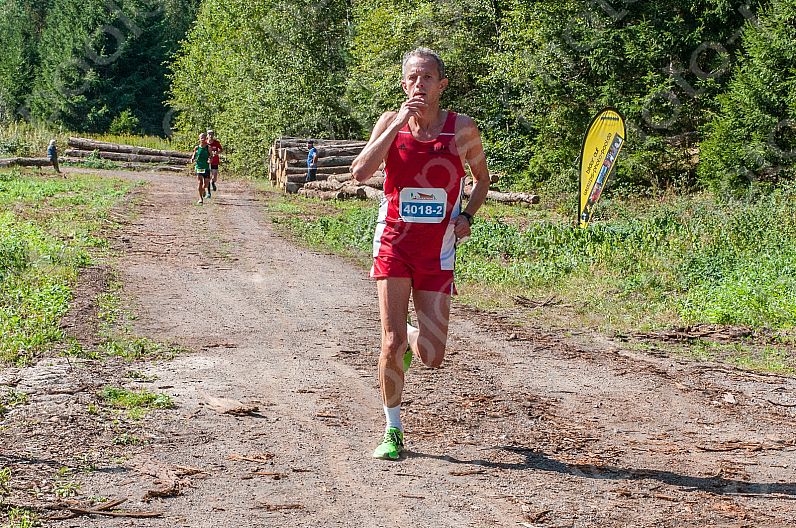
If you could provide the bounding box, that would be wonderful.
[378,278,412,407]
[408,289,451,368]
[373,277,412,459]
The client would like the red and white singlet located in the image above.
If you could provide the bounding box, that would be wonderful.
[370,111,466,293]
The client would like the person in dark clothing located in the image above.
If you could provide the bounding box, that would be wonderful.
[47,139,61,175]
[305,141,318,183]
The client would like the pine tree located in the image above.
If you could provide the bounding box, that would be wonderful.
[699,0,796,192]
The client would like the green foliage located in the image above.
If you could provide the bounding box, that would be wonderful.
[168,0,354,176]
[347,0,498,133]
[0,1,46,122]
[0,389,29,417]
[7,0,199,135]
[100,336,176,361]
[0,169,132,365]
[487,1,752,191]
[0,121,66,157]
[698,0,796,192]
[0,466,11,494]
[4,507,40,528]
[276,185,796,331]
[109,109,140,135]
[99,386,173,419]
[72,150,122,170]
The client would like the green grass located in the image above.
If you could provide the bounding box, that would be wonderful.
[4,507,39,528]
[0,390,29,417]
[60,271,184,363]
[0,168,133,365]
[99,386,174,420]
[682,340,795,374]
[266,185,796,337]
[0,467,10,494]
[64,151,123,171]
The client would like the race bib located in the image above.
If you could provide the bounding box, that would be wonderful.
[399,187,447,223]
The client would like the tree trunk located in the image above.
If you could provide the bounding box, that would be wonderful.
[67,137,191,159]
[283,165,352,175]
[0,157,55,168]
[285,182,302,194]
[304,180,346,192]
[360,186,384,201]
[65,149,191,165]
[298,188,348,200]
[360,175,385,189]
[463,188,540,205]
[285,155,357,168]
[328,173,354,183]
[282,146,364,161]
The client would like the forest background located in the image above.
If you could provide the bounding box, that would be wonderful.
[1,0,794,194]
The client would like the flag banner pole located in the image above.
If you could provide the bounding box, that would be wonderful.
[578,108,627,228]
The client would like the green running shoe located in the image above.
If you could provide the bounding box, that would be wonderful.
[372,427,404,460]
[403,347,413,372]
[404,313,415,372]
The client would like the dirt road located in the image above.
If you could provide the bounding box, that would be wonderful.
[47,170,796,526]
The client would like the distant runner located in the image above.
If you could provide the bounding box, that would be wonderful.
[190,132,212,205]
[351,47,490,460]
[207,129,223,191]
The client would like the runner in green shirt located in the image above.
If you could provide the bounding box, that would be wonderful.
[190,133,212,205]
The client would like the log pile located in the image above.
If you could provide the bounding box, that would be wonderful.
[269,137,367,190]
[270,136,540,206]
[66,137,191,166]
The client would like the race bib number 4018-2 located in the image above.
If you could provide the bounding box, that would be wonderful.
[398,187,447,223]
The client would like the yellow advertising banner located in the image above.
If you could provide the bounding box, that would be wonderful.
[579,108,626,228]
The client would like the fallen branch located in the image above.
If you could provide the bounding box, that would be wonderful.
[256,503,304,511]
[449,469,486,476]
[47,498,163,520]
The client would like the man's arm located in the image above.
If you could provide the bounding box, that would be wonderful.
[454,115,490,239]
[190,146,197,163]
[351,112,399,182]
[352,93,427,182]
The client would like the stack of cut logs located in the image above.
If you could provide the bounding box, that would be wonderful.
[65,137,191,170]
[268,136,540,205]
[268,137,367,192]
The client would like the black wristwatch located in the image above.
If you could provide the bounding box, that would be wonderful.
[459,212,473,225]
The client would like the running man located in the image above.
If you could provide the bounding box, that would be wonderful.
[190,132,212,204]
[207,129,223,191]
[351,47,490,460]
[305,141,318,183]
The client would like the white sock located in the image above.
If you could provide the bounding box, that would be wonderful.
[384,405,402,432]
